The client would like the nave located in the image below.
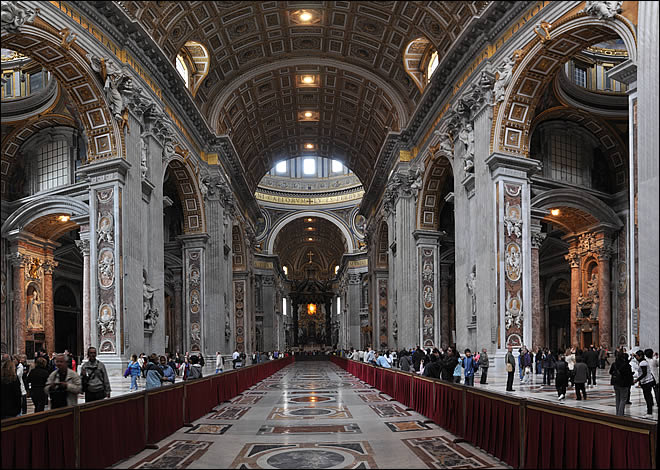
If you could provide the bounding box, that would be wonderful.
[114,361,503,469]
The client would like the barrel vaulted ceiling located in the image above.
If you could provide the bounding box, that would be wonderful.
[117,1,493,189]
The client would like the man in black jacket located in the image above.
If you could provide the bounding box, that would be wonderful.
[412,346,425,372]
[584,345,599,386]
[441,348,459,381]
[423,349,443,379]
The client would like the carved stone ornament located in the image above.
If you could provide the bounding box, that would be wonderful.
[1,1,38,34]
[505,242,522,281]
[87,53,133,122]
[466,267,476,320]
[504,202,523,238]
[582,1,623,19]
[98,248,115,289]
[98,303,116,336]
[505,291,523,329]
[75,238,90,256]
[225,319,231,340]
[531,231,546,249]
[140,135,148,179]
[493,51,523,103]
[459,123,475,173]
[565,251,580,268]
[143,269,159,330]
[97,211,114,245]
[432,130,454,157]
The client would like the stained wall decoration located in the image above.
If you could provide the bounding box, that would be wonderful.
[187,249,202,352]
[503,183,523,347]
[96,187,117,353]
[234,280,246,353]
[420,248,435,348]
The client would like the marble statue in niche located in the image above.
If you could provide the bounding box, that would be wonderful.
[466,267,476,321]
[459,123,475,173]
[493,51,523,103]
[26,286,44,330]
[143,269,159,330]
[140,136,148,179]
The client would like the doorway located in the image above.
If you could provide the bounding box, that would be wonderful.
[54,285,81,356]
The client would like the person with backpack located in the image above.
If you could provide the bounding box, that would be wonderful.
[462,349,478,386]
[80,347,111,402]
[144,354,164,390]
[186,355,203,380]
[609,351,634,416]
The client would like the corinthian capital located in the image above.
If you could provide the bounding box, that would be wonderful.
[564,251,580,268]
[531,231,546,249]
[75,239,91,256]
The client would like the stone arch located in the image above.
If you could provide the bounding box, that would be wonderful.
[417,152,453,231]
[1,113,77,198]
[531,188,623,232]
[163,156,206,234]
[265,211,356,254]
[403,36,435,93]
[2,19,123,160]
[1,196,90,239]
[530,106,629,190]
[492,11,636,156]
[177,40,210,97]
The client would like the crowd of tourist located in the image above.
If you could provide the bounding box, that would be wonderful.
[1,346,290,419]
[339,343,658,417]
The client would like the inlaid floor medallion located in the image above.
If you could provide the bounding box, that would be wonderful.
[384,421,433,432]
[267,405,352,420]
[207,406,250,420]
[184,424,232,435]
[257,423,361,435]
[369,404,412,418]
[131,440,212,469]
[402,436,494,469]
[230,442,377,469]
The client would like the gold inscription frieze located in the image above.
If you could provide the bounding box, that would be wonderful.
[255,190,364,205]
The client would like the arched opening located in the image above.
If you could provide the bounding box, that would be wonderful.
[545,277,571,352]
[403,37,438,92]
[54,284,80,357]
[176,41,210,96]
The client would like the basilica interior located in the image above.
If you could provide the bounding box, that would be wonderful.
[1,1,658,469]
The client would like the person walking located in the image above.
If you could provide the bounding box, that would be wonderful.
[573,356,588,400]
[505,345,516,392]
[215,351,224,374]
[542,348,556,386]
[127,354,141,391]
[634,350,655,415]
[160,356,176,384]
[45,353,82,409]
[609,351,634,416]
[1,358,22,419]
[441,348,458,382]
[15,355,28,415]
[584,345,599,387]
[138,353,146,378]
[453,351,462,384]
[478,348,489,384]
[27,356,50,412]
[462,349,478,386]
[80,347,111,403]
[566,348,576,387]
[186,355,203,380]
[399,351,411,372]
[520,347,533,384]
[232,349,240,369]
[555,354,568,401]
[644,349,659,407]
[145,354,164,390]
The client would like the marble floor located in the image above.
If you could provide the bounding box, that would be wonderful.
[112,362,508,469]
[465,364,658,422]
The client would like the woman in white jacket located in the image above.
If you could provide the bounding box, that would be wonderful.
[565,348,576,386]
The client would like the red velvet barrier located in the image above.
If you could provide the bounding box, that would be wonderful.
[412,377,435,417]
[79,394,145,469]
[1,411,74,469]
[381,368,396,397]
[184,377,215,423]
[432,381,463,437]
[394,372,412,407]
[147,384,185,444]
[525,407,652,469]
[464,391,519,468]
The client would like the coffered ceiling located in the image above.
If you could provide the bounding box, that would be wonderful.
[117,1,492,189]
[273,216,346,279]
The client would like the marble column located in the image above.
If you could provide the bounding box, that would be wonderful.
[261,274,275,352]
[530,229,546,350]
[597,246,612,348]
[565,244,581,348]
[42,259,56,354]
[9,253,26,355]
[172,269,183,354]
[292,300,299,347]
[439,263,451,348]
[75,237,91,355]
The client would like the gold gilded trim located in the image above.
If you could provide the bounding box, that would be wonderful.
[255,190,364,205]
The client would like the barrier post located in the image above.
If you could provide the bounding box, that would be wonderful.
[519,400,526,468]
[74,406,81,469]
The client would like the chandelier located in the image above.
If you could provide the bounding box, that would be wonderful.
[307,303,317,315]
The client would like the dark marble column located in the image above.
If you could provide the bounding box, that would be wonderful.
[565,244,581,348]
[42,257,57,355]
[10,253,26,355]
[531,230,546,350]
[597,244,612,348]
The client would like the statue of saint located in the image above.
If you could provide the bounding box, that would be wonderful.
[26,290,44,329]
[143,271,159,329]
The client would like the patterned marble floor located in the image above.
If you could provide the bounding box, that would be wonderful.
[470,365,658,422]
[112,362,508,469]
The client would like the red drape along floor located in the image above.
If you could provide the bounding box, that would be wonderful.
[330,355,656,470]
[1,355,294,469]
